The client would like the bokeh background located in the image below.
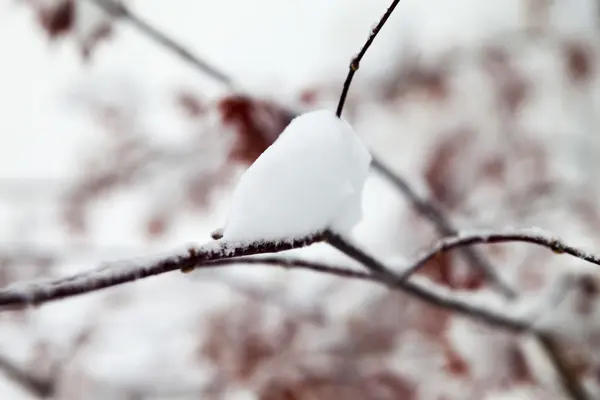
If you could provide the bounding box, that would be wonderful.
[2,0,600,398]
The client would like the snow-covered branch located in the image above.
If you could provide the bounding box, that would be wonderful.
[0,228,596,339]
[370,158,516,297]
[0,238,532,333]
[0,234,323,309]
[399,229,600,279]
[85,0,489,291]
[3,227,588,335]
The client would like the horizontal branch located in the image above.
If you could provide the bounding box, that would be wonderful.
[399,229,600,279]
[0,238,528,333]
[0,228,592,333]
[0,235,323,309]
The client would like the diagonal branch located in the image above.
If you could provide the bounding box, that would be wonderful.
[334,0,514,298]
[53,2,588,398]
[325,228,591,400]
[371,159,516,297]
[323,230,530,331]
[335,0,401,117]
[89,0,236,89]
[213,255,531,333]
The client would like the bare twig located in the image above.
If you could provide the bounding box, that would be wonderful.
[89,0,235,89]
[328,0,516,298]
[207,256,378,282]
[371,158,516,297]
[323,230,530,331]
[335,0,401,117]
[325,229,591,400]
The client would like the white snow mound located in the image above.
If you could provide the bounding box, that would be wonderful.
[221,109,372,242]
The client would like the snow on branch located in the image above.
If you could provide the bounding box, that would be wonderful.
[83,0,519,300]
[82,0,474,279]
[219,110,371,242]
[0,234,323,309]
[399,228,600,279]
[0,235,530,333]
[1,227,595,336]
[333,0,515,298]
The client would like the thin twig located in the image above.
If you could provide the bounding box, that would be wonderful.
[371,158,516,297]
[330,0,515,298]
[86,0,515,298]
[323,231,529,331]
[89,0,236,89]
[50,2,586,397]
[335,0,401,117]
[206,256,378,282]
[82,0,475,283]
[325,229,591,400]
[399,229,600,278]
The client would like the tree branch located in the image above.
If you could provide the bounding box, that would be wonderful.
[55,3,588,398]
[325,229,591,400]
[0,234,323,309]
[398,229,600,279]
[332,0,514,298]
[323,231,531,331]
[84,0,500,295]
[196,256,531,333]
[0,237,532,333]
[370,158,516,297]
[335,0,401,117]
[89,0,236,89]
[85,0,511,297]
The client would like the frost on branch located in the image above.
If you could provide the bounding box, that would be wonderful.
[221,110,372,242]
